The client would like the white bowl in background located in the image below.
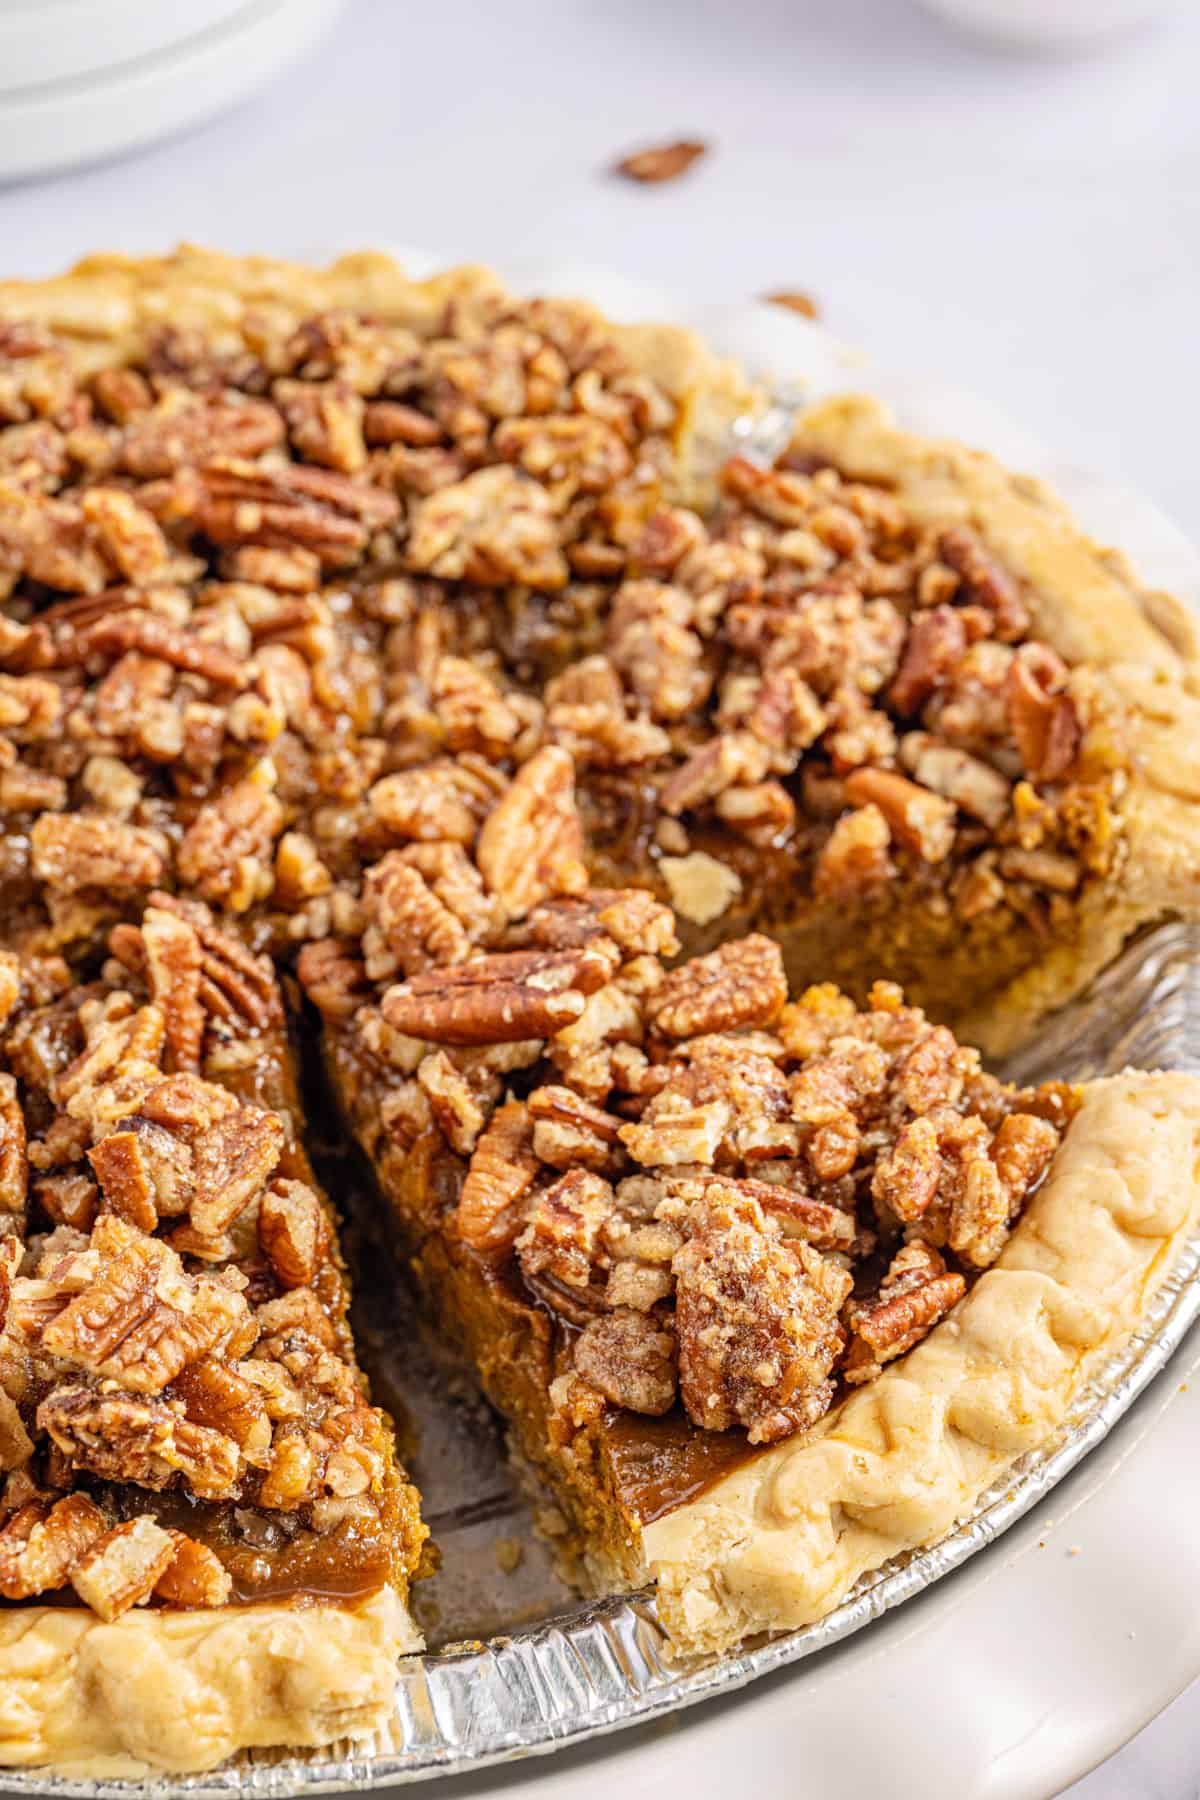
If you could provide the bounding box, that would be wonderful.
[0,0,347,184]
[0,0,251,89]
[913,0,1178,50]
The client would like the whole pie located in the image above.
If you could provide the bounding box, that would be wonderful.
[0,247,1198,1774]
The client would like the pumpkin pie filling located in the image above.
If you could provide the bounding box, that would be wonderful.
[0,247,1199,1763]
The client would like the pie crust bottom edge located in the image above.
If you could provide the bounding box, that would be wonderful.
[640,1070,1200,1655]
[0,1584,421,1778]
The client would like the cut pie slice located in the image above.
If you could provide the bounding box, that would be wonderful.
[0,895,426,1775]
[306,895,1200,1655]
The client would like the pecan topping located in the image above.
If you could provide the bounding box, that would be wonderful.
[407,466,568,588]
[939,527,1030,640]
[1006,644,1081,784]
[31,1215,251,1393]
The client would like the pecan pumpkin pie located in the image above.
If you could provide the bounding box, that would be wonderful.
[0,246,1198,1761]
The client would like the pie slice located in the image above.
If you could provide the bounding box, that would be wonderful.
[0,895,426,1775]
[0,246,1198,1766]
[306,877,1200,1655]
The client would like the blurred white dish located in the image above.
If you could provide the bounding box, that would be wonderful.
[0,0,346,183]
[0,0,250,88]
[913,0,1178,50]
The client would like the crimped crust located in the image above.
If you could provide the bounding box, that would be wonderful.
[0,1585,420,1777]
[791,395,1200,1053]
[642,1069,1200,1652]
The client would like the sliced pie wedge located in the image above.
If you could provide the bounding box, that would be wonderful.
[0,896,426,1775]
[305,891,1200,1656]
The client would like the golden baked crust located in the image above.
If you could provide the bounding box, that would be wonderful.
[642,1069,1200,1651]
[790,396,1200,1052]
[0,1585,419,1777]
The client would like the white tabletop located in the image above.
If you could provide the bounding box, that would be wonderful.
[1,3,1197,1791]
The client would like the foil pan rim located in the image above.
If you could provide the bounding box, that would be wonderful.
[6,919,1200,1798]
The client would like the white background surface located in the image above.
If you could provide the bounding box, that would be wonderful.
[1,2,1198,1792]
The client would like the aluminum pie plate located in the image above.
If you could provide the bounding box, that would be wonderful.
[5,326,1200,1792]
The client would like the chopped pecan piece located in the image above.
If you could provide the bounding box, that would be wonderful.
[889,606,968,716]
[30,814,166,894]
[369,757,505,844]
[844,1242,965,1385]
[456,1100,539,1251]
[0,1074,27,1217]
[872,1115,941,1222]
[613,138,707,183]
[171,1357,271,1462]
[407,465,568,588]
[842,766,956,862]
[416,1051,487,1156]
[80,488,171,586]
[81,609,245,690]
[476,746,588,919]
[87,1118,192,1231]
[176,765,283,912]
[69,1515,177,1621]
[515,1169,615,1295]
[573,1309,677,1414]
[674,1185,851,1444]
[362,853,473,979]
[812,802,892,900]
[38,1386,242,1498]
[898,732,1011,830]
[186,458,398,567]
[117,390,285,478]
[0,1493,108,1600]
[139,904,206,1073]
[36,1215,251,1393]
[1006,645,1081,784]
[273,377,367,473]
[939,527,1030,639]
[190,1105,285,1237]
[258,1180,331,1289]
[648,935,787,1039]
[154,1530,233,1608]
[527,1084,623,1172]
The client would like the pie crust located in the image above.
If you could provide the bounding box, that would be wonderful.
[640,1069,1200,1652]
[1,246,1199,1770]
[0,1585,419,1778]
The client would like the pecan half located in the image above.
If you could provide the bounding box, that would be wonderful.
[476,745,588,920]
[648,935,787,1039]
[614,139,707,183]
[382,941,616,1045]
